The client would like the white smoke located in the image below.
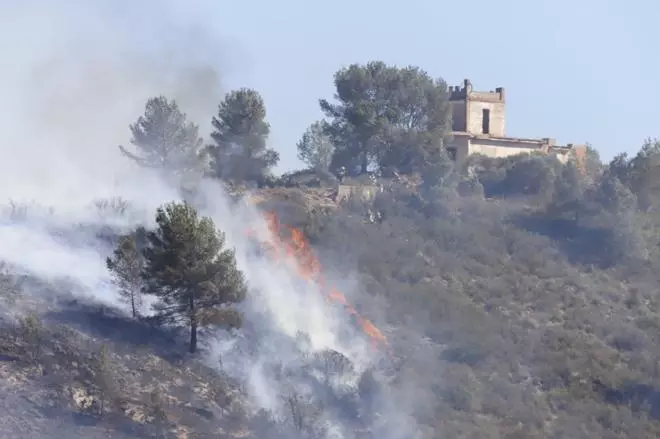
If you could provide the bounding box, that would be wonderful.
[0,0,224,311]
[0,3,436,439]
[193,181,377,420]
[0,2,399,438]
[0,0,225,206]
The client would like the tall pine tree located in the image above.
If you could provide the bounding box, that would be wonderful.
[141,202,247,353]
[119,96,205,177]
[206,88,279,185]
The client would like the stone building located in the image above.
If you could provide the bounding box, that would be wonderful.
[446,79,586,166]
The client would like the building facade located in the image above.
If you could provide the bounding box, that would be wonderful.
[446,79,585,166]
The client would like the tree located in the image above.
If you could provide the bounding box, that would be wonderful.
[206,88,279,184]
[573,144,603,184]
[142,202,247,353]
[547,161,585,221]
[119,96,204,177]
[320,61,451,175]
[419,146,455,195]
[296,121,335,171]
[620,138,660,211]
[500,154,561,202]
[106,232,144,319]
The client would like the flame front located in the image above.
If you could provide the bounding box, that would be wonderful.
[247,211,391,357]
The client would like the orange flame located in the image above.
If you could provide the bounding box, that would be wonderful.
[247,211,392,357]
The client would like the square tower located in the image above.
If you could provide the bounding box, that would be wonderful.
[448,79,506,137]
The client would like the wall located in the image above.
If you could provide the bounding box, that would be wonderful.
[449,100,467,131]
[467,100,506,137]
[468,138,544,159]
[447,136,584,169]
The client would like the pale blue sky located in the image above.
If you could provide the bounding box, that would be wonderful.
[5,1,657,175]
[210,0,659,173]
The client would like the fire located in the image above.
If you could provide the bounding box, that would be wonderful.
[247,211,392,357]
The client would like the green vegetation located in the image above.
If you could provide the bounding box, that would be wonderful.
[118,96,205,177]
[320,61,452,176]
[296,120,335,172]
[102,60,660,437]
[106,232,144,319]
[2,59,659,438]
[107,201,248,353]
[206,87,279,185]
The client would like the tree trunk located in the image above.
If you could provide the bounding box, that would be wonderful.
[130,294,137,319]
[190,318,197,353]
[189,295,197,353]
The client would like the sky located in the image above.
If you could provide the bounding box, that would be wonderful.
[2,0,658,175]
[212,0,659,172]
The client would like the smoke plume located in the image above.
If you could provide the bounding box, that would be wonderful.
[0,2,422,438]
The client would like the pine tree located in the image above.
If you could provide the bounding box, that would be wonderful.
[142,202,247,353]
[296,121,335,171]
[206,88,279,184]
[106,232,144,319]
[119,96,205,177]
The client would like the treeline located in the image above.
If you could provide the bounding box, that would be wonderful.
[118,60,454,187]
[462,136,660,271]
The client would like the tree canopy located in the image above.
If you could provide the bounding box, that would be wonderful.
[206,88,280,185]
[106,232,144,319]
[296,120,335,171]
[119,96,205,177]
[141,202,247,353]
[320,61,451,176]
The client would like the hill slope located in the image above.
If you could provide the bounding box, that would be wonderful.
[3,152,660,438]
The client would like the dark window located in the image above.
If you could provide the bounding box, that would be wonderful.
[482,109,490,134]
[446,147,457,161]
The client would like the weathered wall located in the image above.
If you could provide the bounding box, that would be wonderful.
[449,100,467,131]
[468,138,543,159]
[467,100,506,137]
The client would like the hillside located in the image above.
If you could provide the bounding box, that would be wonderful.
[1,2,656,437]
[3,146,660,438]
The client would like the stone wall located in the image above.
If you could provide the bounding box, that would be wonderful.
[447,134,584,166]
[449,100,467,131]
[467,100,506,137]
[468,137,546,159]
[449,80,506,137]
